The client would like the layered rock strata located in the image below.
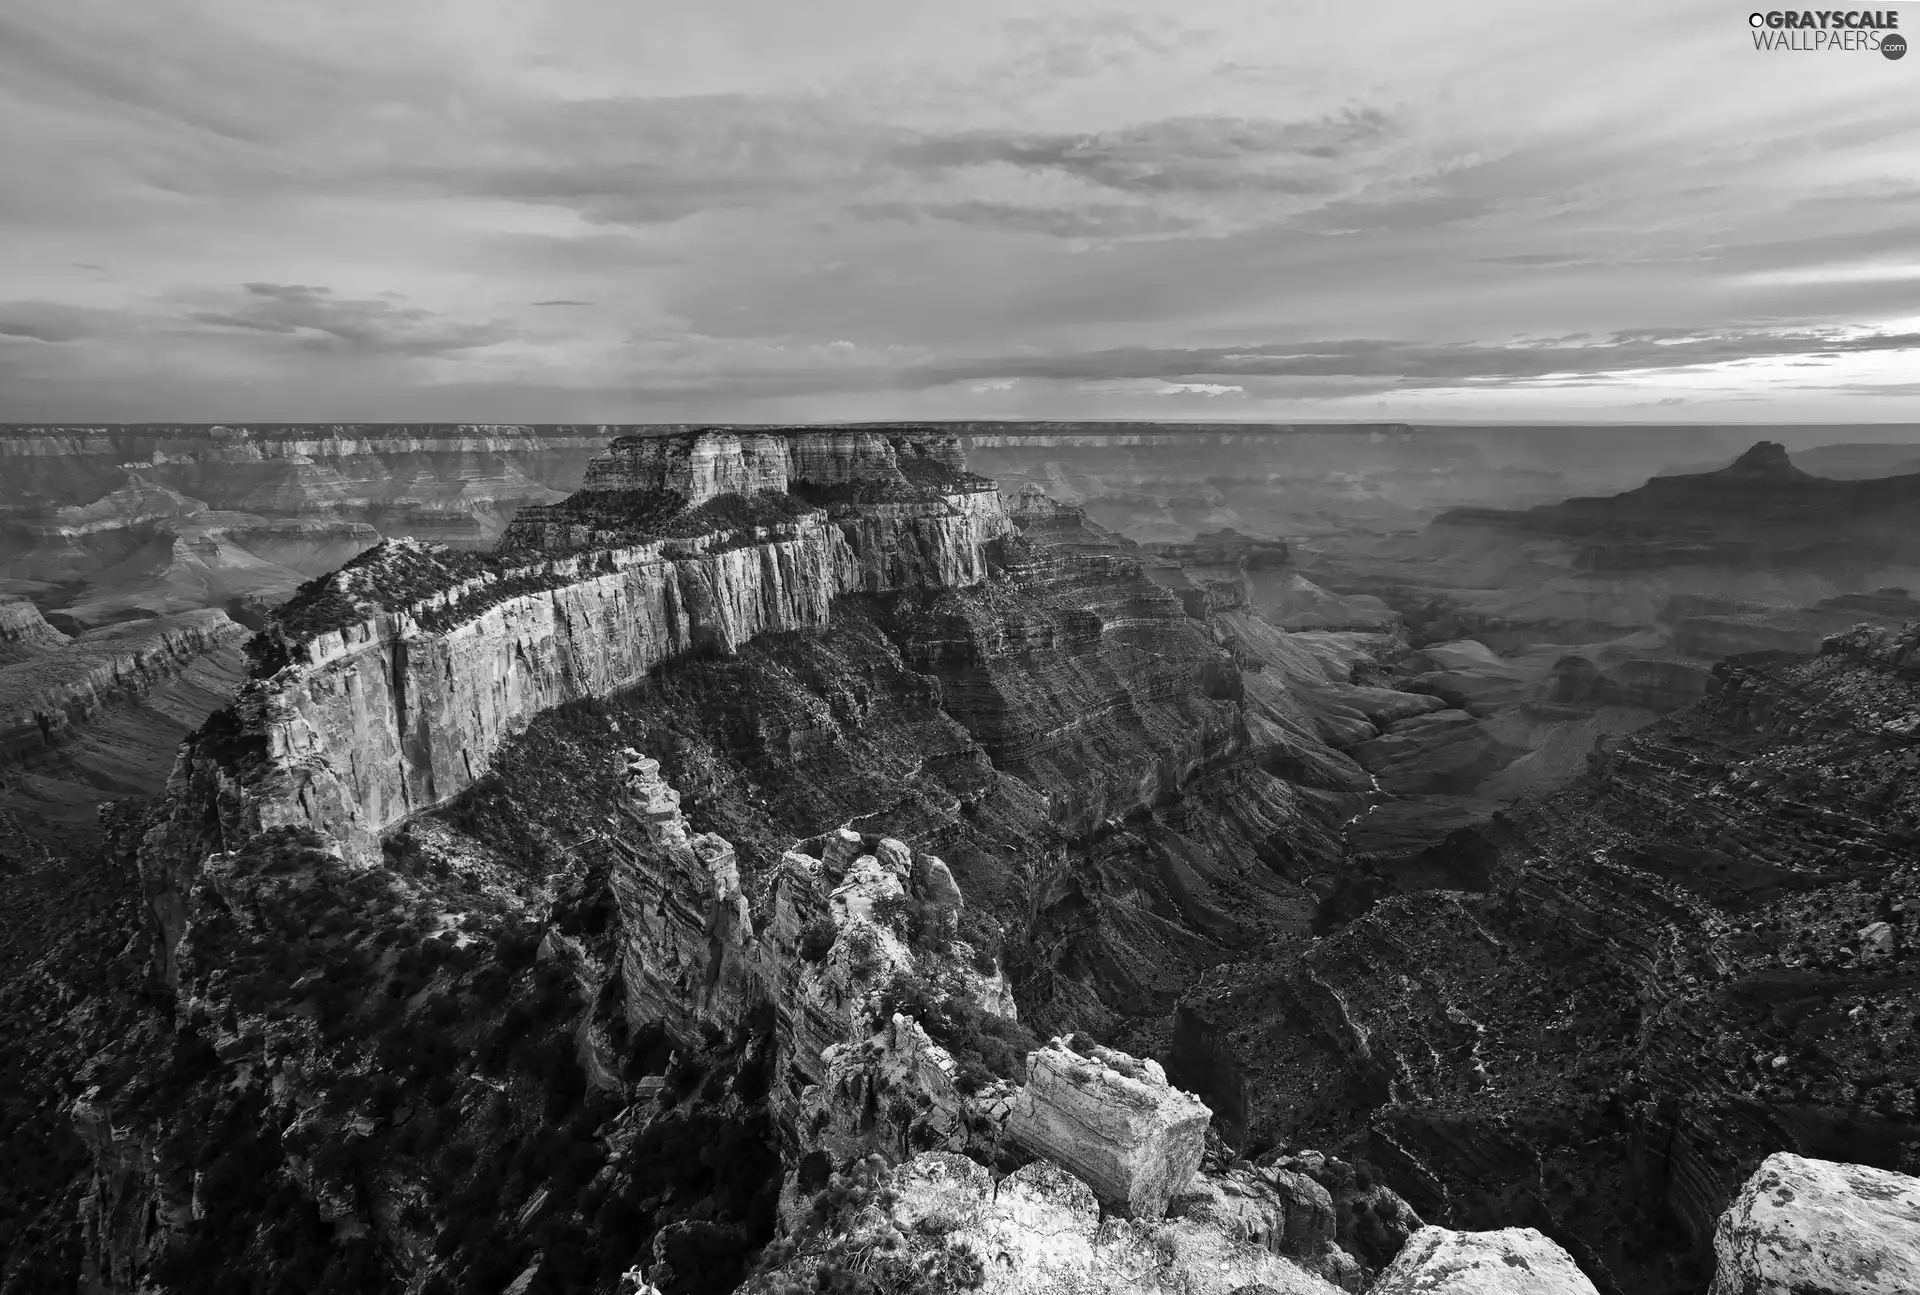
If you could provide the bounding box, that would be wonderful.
[1174,618,1920,1292]
[165,429,1013,879]
[1005,1038,1211,1218]
[0,610,246,770]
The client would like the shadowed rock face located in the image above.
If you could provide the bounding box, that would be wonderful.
[1436,441,1920,575]
[1178,621,1920,1293]
[0,602,247,827]
[1709,1152,1920,1295]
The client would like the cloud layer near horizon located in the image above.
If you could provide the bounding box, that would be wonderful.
[2,0,1918,423]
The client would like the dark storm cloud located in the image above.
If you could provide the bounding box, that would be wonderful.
[184,284,512,356]
[914,328,1920,389]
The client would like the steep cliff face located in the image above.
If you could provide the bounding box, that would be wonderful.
[568,429,972,506]
[163,432,1014,895]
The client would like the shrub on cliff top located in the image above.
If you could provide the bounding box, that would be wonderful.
[799,917,837,963]
[875,971,1039,1085]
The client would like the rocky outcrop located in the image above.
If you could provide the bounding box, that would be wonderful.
[0,611,247,770]
[799,1014,970,1164]
[569,429,973,506]
[754,1152,1348,1295]
[1709,1153,1920,1295]
[173,430,1013,872]
[1005,1038,1211,1218]
[0,597,68,661]
[1371,1226,1599,1294]
[1170,1165,1366,1290]
[609,751,768,1042]
[1823,618,1920,670]
[1140,528,1290,569]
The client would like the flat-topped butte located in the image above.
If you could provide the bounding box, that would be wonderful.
[168,429,1017,876]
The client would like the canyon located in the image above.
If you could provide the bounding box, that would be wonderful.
[3,423,1919,1295]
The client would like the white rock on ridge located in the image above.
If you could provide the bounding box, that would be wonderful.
[912,853,965,909]
[874,837,913,877]
[1005,1037,1211,1219]
[1171,1167,1362,1291]
[831,854,905,925]
[1370,1226,1599,1295]
[1708,1152,1920,1295]
[763,1152,1347,1295]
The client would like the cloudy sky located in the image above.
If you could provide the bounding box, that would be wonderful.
[2,0,1918,423]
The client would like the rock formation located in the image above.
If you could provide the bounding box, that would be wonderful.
[1005,1038,1212,1218]
[1709,1153,1920,1295]
[159,429,1013,881]
[1371,1226,1600,1294]
[1435,440,1920,574]
[751,1152,1349,1295]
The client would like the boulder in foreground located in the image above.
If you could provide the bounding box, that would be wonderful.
[1370,1225,1599,1294]
[1005,1037,1211,1218]
[1709,1152,1920,1295]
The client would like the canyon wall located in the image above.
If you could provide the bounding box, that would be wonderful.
[179,430,1015,877]
[0,602,247,827]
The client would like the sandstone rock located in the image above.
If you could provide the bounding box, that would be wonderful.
[1006,1038,1212,1218]
[831,855,905,925]
[1371,1225,1599,1294]
[911,853,964,909]
[1172,1167,1361,1290]
[1709,1152,1920,1295]
[874,837,913,878]
[821,827,865,875]
[0,595,68,661]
